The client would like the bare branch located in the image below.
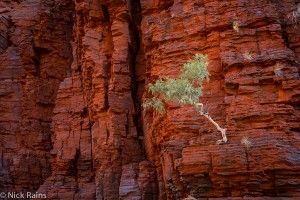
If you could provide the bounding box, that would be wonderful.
[197,103,227,144]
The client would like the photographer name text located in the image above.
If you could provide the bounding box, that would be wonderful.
[0,191,47,199]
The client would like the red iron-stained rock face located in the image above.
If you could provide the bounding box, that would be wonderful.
[0,0,299,199]
[0,0,73,193]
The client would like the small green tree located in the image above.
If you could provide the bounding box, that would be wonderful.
[143,54,227,144]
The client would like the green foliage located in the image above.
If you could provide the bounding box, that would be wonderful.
[142,97,165,112]
[143,53,209,112]
[180,53,209,82]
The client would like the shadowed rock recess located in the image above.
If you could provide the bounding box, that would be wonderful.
[0,0,299,199]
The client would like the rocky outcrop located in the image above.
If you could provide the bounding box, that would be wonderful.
[0,0,299,199]
[141,0,300,199]
[38,0,157,199]
[0,0,73,193]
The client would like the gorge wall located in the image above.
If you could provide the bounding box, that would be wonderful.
[0,0,299,199]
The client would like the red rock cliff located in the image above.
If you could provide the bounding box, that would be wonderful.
[0,0,299,199]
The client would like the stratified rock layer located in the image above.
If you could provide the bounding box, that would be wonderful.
[0,0,73,193]
[38,0,157,199]
[0,0,299,200]
[141,0,300,199]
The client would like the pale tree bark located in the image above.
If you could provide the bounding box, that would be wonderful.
[197,103,227,144]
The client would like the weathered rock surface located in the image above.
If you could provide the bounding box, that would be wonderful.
[0,0,299,199]
[38,0,157,199]
[141,0,300,199]
[0,0,73,193]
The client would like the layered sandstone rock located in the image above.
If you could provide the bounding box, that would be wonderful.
[38,0,157,199]
[0,0,299,199]
[141,0,300,199]
[0,0,73,193]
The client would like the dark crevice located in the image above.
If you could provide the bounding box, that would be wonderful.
[281,24,290,48]
[81,107,88,118]
[104,55,112,111]
[101,2,113,112]
[101,5,110,23]
[159,0,174,11]
[32,46,51,76]
[0,15,11,54]
[106,129,110,144]
[75,14,85,73]
[127,0,142,25]
[127,0,146,156]
[73,149,80,178]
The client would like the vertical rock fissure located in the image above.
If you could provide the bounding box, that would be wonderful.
[0,14,11,54]
[127,0,146,155]
[98,3,111,114]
